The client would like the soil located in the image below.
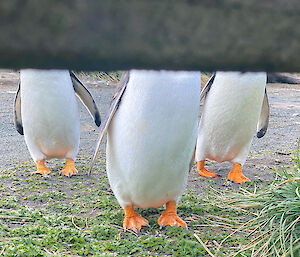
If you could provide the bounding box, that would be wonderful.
[0,70,299,196]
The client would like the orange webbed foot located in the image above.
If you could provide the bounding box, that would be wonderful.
[198,168,217,178]
[157,201,187,229]
[31,160,51,175]
[59,158,78,177]
[123,206,149,233]
[227,163,249,184]
[197,160,216,178]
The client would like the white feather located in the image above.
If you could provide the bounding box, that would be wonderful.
[20,69,80,161]
[196,71,267,165]
[107,70,201,208]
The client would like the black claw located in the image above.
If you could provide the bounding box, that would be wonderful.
[135,228,140,234]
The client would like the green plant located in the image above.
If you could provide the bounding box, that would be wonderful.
[227,141,300,256]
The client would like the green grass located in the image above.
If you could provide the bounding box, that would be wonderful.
[0,156,249,256]
[0,150,298,256]
[222,144,300,257]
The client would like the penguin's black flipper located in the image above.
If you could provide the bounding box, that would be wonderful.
[200,72,216,101]
[70,71,101,127]
[88,71,130,175]
[257,89,269,138]
[14,82,24,135]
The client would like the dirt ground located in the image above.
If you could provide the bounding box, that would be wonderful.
[0,70,299,194]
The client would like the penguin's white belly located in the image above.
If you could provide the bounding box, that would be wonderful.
[199,102,258,163]
[107,71,200,208]
[196,72,266,164]
[21,70,80,160]
[24,104,79,159]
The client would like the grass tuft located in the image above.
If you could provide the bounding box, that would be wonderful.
[226,140,300,256]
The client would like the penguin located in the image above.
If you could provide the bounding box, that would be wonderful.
[195,71,269,184]
[14,69,101,176]
[90,70,201,232]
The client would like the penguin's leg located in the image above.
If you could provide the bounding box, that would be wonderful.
[31,160,51,175]
[157,201,187,229]
[123,205,149,233]
[197,160,217,178]
[227,163,249,184]
[59,158,78,177]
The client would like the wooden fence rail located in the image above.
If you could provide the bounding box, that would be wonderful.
[0,1,300,71]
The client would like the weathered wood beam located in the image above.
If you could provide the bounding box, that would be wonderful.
[0,0,300,71]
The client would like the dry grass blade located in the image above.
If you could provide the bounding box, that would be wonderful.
[71,216,83,230]
[219,218,256,249]
[111,224,139,237]
[0,215,31,220]
[44,248,59,256]
[194,233,216,257]
[205,214,243,225]
[0,237,21,242]
[0,246,7,256]
[277,177,300,186]
[231,230,273,257]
